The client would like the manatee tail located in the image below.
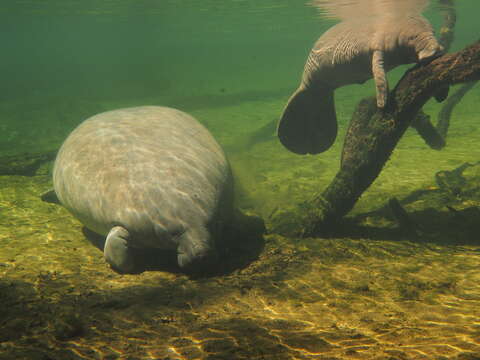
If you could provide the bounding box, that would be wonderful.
[277,86,337,155]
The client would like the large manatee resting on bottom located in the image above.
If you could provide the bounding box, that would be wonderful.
[53,106,233,274]
[277,0,444,155]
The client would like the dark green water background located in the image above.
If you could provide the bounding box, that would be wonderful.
[1,0,477,155]
[3,1,316,105]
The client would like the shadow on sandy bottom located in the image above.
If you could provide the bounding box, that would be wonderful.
[2,163,480,359]
[3,231,480,360]
[320,162,480,247]
[82,209,267,278]
[337,186,480,247]
[0,234,319,360]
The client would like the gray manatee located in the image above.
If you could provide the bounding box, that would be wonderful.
[53,106,233,274]
[277,0,443,155]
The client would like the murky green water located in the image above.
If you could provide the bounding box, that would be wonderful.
[1,0,478,153]
[1,1,317,136]
[1,1,480,359]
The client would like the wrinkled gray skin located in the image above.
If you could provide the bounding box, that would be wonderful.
[53,106,233,274]
[277,15,444,155]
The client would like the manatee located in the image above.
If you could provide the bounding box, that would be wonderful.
[277,0,443,155]
[52,106,233,274]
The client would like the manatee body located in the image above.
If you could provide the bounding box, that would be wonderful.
[53,106,233,274]
[277,14,443,155]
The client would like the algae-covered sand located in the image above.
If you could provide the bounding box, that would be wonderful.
[1,84,480,359]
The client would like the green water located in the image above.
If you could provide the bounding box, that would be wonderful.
[1,0,478,209]
[1,0,478,154]
[1,1,480,359]
[1,1,318,142]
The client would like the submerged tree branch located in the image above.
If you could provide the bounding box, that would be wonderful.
[436,80,478,139]
[272,40,480,237]
[410,0,456,149]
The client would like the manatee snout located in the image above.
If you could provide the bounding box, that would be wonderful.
[417,41,444,62]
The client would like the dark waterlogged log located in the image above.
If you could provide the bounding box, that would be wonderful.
[436,80,478,138]
[410,110,445,149]
[275,40,480,237]
[0,151,56,176]
[409,0,456,149]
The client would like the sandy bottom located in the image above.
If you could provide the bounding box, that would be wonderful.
[1,85,480,359]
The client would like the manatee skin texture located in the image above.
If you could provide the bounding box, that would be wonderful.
[278,14,443,155]
[53,106,233,273]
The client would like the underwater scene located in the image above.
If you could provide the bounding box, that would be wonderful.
[1,0,480,359]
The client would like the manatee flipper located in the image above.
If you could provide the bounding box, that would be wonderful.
[372,50,388,108]
[277,86,337,155]
[41,189,60,204]
[104,226,136,274]
[177,227,217,271]
[417,42,444,63]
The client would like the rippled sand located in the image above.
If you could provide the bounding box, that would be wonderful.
[1,165,480,359]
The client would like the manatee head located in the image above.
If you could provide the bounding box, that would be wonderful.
[399,16,444,63]
[416,40,444,62]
